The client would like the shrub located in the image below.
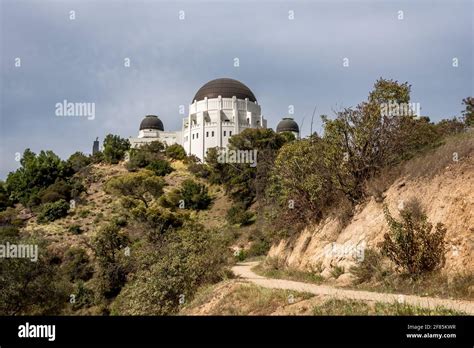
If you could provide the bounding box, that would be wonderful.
[68,224,82,234]
[187,162,211,179]
[62,247,93,282]
[226,203,254,226]
[380,201,447,277]
[146,159,173,176]
[0,235,70,315]
[165,144,186,160]
[350,248,387,284]
[247,239,270,257]
[37,199,70,223]
[70,281,94,311]
[39,180,72,204]
[111,223,229,315]
[179,179,211,210]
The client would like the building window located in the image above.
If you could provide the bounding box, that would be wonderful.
[192,134,194,139]
[223,131,226,136]
[206,132,209,137]
[196,133,199,139]
[229,131,232,136]
[212,131,215,137]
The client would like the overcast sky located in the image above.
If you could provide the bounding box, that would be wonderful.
[0,0,472,179]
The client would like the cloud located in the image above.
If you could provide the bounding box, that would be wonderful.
[0,0,472,178]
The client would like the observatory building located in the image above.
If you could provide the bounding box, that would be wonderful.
[129,78,299,161]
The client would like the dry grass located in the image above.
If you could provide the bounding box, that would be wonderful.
[312,298,465,316]
[253,257,324,284]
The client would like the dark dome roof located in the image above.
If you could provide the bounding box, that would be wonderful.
[139,115,164,131]
[193,78,257,103]
[276,118,299,133]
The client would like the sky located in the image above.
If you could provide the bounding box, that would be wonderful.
[0,0,472,179]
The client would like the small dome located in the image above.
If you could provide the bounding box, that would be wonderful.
[276,118,299,133]
[193,78,257,103]
[139,115,164,131]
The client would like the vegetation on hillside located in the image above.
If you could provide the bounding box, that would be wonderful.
[0,79,471,315]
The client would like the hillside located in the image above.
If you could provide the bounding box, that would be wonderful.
[268,134,474,282]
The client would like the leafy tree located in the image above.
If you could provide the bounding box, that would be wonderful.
[206,128,289,206]
[380,201,446,277]
[5,149,73,206]
[462,97,474,127]
[93,222,130,298]
[270,137,336,225]
[0,181,12,211]
[165,144,186,160]
[105,170,165,208]
[103,134,130,164]
[67,151,91,172]
[178,179,211,210]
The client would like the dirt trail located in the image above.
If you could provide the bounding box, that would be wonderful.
[232,262,474,314]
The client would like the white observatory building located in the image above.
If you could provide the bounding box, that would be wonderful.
[129,78,268,161]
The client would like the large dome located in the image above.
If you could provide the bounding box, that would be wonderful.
[139,115,164,131]
[193,78,257,103]
[276,118,299,133]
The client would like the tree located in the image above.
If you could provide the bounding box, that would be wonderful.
[93,222,130,298]
[105,170,165,208]
[206,128,289,206]
[67,152,91,172]
[103,134,130,164]
[165,144,186,160]
[462,97,474,127]
[178,179,212,210]
[5,149,73,206]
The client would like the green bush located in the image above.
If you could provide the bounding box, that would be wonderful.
[111,223,229,315]
[37,199,70,223]
[146,159,173,176]
[179,179,212,210]
[62,247,93,282]
[226,203,254,226]
[165,144,186,160]
[70,281,94,311]
[68,224,82,235]
[0,235,70,315]
[247,239,270,257]
[380,201,447,277]
[350,248,387,284]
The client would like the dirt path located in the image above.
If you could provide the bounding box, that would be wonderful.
[232,262,474,314]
